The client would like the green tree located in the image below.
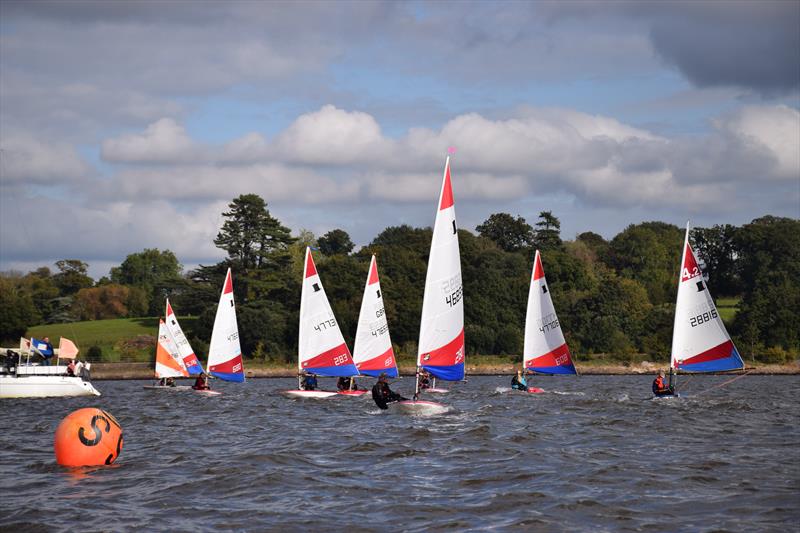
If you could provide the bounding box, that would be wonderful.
[533,211,562,250]
[52,259,93,295]
[732,216,800,353]
[0,275,41,341]
[691,224,741,297]
[475,213,534,252]
[110,248,183,316]
[318,229,355,256]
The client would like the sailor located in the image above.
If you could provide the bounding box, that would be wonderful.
[39,337,54,366]
[652,370,673,396]
[66,359,76,376]
[417,370,431,390]
[192,372,210,390]
[511,369,527,391]
[371,372,406,410]
[337,376,350,391]
[301,372,318,391]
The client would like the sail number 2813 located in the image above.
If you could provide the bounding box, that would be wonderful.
[690,308,718,327]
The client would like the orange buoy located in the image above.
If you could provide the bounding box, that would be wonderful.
[54,408,123,466]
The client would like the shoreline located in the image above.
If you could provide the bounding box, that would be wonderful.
[87,361,800,380]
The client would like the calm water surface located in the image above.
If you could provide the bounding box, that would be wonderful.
[1,375,798,532]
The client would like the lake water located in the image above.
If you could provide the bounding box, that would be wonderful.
[1,375,798,532]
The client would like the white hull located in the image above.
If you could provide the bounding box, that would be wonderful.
[282,389,338,399]
[421,387,449,394]
[143,385,192,391]
[0,374,100,398]
[392,400,449,415]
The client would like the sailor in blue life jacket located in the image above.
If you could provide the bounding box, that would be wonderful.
[511,370,527,391]
[371,372,406,410]
[652,370,674,396]
[301,372,318,391]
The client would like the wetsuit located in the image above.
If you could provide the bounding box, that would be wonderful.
[302,375,318,391]
[371,381,406,410]
[511,375,527,391]
[418,376,430,390]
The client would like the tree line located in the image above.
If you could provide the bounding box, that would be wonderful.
[1,193,798,364]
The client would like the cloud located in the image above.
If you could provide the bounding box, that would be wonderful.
[541,0,800,94]
[101,118,196,163]
[0,134,91,186]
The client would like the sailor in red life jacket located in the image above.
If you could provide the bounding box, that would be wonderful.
[652,370,673,396]
[193,372,210,390]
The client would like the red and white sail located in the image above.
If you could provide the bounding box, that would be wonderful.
[417,156,465,381]
[298,248,358,377]
[353,255,398,378]
[671,223,743,373]
[155,319,189,378]
[524,250,576,375]
[207,268,245,382]
[165,298,203,374]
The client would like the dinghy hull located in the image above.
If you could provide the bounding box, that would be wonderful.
[392,400,449,415]
[282,389,338,399]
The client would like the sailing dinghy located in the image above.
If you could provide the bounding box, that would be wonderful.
[394,156,461,415]
[201,267,245,393]
[283,248,359,399]
[666,222,744,395]
[522,250,577,393]
[143,319,192,390]
[165,298,203,375]
[351,255,398,396]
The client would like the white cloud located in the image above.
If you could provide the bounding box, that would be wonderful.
[101,118,196,163]
[0,134,91,185]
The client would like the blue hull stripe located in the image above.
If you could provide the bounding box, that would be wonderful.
[525,363,577,375]
[305,363,359,377]
[210,371,245,383]
[421,363,464,381]
[358,367,399,378]
[679,345,744,373]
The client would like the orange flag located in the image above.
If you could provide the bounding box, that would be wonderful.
[58,337,79,359]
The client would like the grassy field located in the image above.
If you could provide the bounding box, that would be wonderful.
[24,317,196,362]
[716,297,740,324]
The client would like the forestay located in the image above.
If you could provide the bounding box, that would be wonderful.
[524,250,576,374]
[165,298,203,374]
[671,223,744,373]
[207,268,245,382]
[353,255,398,378]
[298,248,358,377]
[417,156,465,381]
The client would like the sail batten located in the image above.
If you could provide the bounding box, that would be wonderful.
[671,223,744,373]
[417,156,465,381]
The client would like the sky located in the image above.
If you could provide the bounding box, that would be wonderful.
[1,0,799,279]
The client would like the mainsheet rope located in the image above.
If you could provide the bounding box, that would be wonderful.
[691,370,752,397]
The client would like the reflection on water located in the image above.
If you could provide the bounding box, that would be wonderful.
[1,375,798,531]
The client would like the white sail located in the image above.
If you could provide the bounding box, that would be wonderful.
[298,248,358,377]
[523,250,576,374]
[207,268,245,382]
[165,298,202,374]
[671,222,743,372]
[417,156,465,381]
[353,255,398,377]
[155,319,188,378]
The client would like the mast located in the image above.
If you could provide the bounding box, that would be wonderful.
[671,221,691,379]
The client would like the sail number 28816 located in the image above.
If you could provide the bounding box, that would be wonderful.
[689,308,718,327]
